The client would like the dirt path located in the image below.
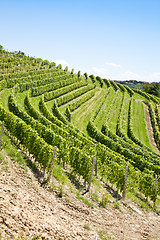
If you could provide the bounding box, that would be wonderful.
[144,106,160,153]
[0,156,160,240]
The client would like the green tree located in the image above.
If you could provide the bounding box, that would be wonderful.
[143,82,160,97]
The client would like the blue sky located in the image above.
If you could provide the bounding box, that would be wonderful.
[1,0,160,82]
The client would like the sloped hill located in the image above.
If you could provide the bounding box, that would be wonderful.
[0,47,160,239]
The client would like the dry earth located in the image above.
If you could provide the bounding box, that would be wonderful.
[0,155,160,240]
[144,106,160,153]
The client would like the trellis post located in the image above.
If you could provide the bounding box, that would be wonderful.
[47,146,57,182]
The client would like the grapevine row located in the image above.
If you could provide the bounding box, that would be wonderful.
[43,79,87,101]
[68,88,97,112]
[32,74,79,97]
[148,102,160,150]
[55,84,96,106]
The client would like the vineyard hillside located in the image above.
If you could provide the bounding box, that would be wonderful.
[0,47,160,239]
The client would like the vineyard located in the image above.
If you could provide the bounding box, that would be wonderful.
[0,47,160,208]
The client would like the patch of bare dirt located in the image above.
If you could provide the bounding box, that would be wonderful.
[0,156,160,240]
[144,106,160,153]
[135,99,143,102]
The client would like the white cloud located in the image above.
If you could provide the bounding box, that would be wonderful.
[92,67,109,75]
[149,72,160,82]
[120,71,140,80]
[105,62,121,67]
[54,59,70,67]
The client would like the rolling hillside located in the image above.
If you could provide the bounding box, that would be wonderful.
[0,47,160,239]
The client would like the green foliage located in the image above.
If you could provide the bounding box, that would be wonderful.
[96,76,103,88]
[41,60,50,66]
[78,70,81,78]
[123,84,134,96]
[87,119,160,174]
[103,78,111,88]
[32,72,75,96]
[0,80,7,91]
[116,82,126,93]
[99,195,108,208]
[56,185,64,198]
[83,224,91,230]
[6,68,60,89]
[84,72,88,79]
[110,80,119,91]
[148,102,160,150]
[55,84,95,107]
[64,66,68,71]
[76,191,95,207]
[113,201,120,210]
[52,100,68,124]
[115,80,145,89]
[4,135,27,170]
[128,99,147,147]
[134,89,159,104]
[57,64,62,69]
[36,58,43,63]
[68,88,97,112]
[65,107,71,122]
[44,78,86,101]
[0,47,160,206]
[139,171,157,201]
[143,82,160,98]
[0,104,53,170]
[89,74,96,83]
[0,45,3,53]
[49,61,56,68]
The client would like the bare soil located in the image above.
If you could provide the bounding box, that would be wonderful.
[0,155,160,240]
[144,106,160,153]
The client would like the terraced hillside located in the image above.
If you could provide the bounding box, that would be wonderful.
[0,48,160,208]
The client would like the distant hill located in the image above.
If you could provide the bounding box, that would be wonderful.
[114,80,160,98]
[114,80,146,89]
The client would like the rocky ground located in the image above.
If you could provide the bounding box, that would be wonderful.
[0,154,160,240]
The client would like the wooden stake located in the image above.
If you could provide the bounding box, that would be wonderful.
[0,121,4,149]
[87,156,96,192]
[123,165,128,199]
[47,146,57,182]
[43,167,46,177]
